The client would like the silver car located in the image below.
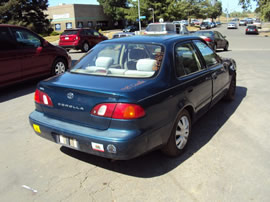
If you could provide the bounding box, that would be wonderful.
[227,22,238,29]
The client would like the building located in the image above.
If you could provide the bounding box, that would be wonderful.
[46,4,113,32]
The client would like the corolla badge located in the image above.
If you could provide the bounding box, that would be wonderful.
[67,92,74,99]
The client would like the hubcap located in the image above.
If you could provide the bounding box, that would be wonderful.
[55,61,65,74]
[175,116,190,150]
[84,43,89,51]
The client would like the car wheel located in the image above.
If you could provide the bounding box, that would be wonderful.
[81,42,90,52]
[224,43,229,51]
[224,74,236,101]
[52,58,67,76]
[162,109,191,157]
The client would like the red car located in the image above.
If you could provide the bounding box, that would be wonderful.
[0,24,71,88]
[59,28,108,52]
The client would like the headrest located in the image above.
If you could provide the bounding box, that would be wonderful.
[95,57,113,68]
[129,49,147,60]
[136,59,156,71]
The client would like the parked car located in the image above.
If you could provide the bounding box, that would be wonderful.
[227,22,238,29]
[193,30,229,51]
[253,20,262,29]
[123,25,138,32]
[0,24,71,88]
[245,25,259,35]
[29,35,237,160]
[200,22,211,30]
[145,23,189,35]
[59,28,108,52]
[112,32,135,38]
[216,21,221,26]
[239,20,247,26]
[245,18,253,24]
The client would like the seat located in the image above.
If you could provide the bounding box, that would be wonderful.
[124,59,156,77]
[125,48,148,70]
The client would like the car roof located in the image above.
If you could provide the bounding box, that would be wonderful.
[100,35,202,45]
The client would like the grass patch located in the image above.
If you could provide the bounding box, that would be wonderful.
[44,35,60,42]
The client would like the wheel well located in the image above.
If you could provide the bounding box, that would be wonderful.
[184,105,194,123]
[53,56,68,69]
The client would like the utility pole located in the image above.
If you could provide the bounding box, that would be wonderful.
[138,0,141,32]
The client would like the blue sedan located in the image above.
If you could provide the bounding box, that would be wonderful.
[29,35,237,160]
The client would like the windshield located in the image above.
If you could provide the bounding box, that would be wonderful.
[71,42,165,78]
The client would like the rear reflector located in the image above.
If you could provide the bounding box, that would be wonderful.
[91,103,145,119]
[34,89,53,107]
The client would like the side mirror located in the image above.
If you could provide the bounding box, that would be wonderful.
[43,40,49,47]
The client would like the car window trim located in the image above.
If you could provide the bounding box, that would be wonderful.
[174,40,206,78]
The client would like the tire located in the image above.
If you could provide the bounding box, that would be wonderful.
[224,43,229,51]
[81,42,90,52]
[52,58,67,76]
[162,109,191,157]
[224,74,236,101]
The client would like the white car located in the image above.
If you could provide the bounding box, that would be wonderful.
[227,22,238,29]
[253,20,262,29]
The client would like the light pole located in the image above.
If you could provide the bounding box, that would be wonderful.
[138,0,141,32]
[148,8,154,23]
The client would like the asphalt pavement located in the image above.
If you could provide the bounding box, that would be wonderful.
[0,24,270,202]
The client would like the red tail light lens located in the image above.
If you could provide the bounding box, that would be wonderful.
[91,103,145,119]
[34,89,53,107]
[203,37,212,42]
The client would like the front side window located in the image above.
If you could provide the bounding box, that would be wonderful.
[71,43,164,78]
[12,28,41,48]
[0,27,16,51]
[194,40,218,67]
[175,43,202,77]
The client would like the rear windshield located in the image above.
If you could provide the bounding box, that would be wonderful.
[194,31,213,37]
[71,43,164,78]
[146,24,165,32]
[247,25,256,29]
[62,30,79,35]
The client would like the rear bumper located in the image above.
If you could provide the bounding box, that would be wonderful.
[59,45,81,50]
[29,111,168,160]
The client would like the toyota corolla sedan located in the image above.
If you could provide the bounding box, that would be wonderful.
[29,35,237,160]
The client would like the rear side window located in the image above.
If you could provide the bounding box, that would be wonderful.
[175,43,201,77]
[194,40,218,67]
[0,27,16,51]
[71,43,164,78]
[166,24,175,31]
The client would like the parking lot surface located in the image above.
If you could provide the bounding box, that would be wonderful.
[0,25,270,202]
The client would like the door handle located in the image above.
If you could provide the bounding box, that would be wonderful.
[212,72,217,79]
[187,87,193,93]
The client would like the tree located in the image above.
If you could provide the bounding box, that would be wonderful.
[239,0,270,20]
[0,0,52,34]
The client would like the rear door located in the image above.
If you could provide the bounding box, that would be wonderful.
[11,27,51,77]
[193,40,229,103]
[0,27,21,87]
[89,29,103,46]
[174,41,212,113]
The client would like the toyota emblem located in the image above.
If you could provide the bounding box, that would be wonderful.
[67,92,74,99]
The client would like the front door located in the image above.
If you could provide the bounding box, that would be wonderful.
[0,27,21,87]
[11,27,51,78]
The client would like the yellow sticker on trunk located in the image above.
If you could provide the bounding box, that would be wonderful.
[33,124,41,133]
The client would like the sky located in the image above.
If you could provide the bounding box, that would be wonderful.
[48,0,257,13]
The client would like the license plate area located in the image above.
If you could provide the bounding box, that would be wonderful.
[65,37,69,40]
[59,135,79,149]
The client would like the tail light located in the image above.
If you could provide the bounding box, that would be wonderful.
[34,89,53,107]
[204,37,212,42]
[246,28,248,31]
[91,103,145,119]
[76,36,80,41]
